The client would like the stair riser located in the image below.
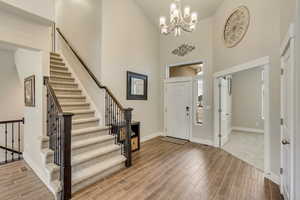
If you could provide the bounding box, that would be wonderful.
[62,105,90,111]
[72,149,121,174]
[72,129,110,142]
[50,71,72,77]
[50,66,68,71]
[72,112,95,120]
[58,97,86,104]
[50,53,60,57]
[50,77,75,83]
[54,90,82,96]
[50,150,122,183]
[72,139,115,156]
[72,120,100,130]
[72,162,125,193]
[51,83,78,89]
[50,61,65,66]
[50,57,63,62]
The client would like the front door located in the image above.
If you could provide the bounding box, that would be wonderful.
[220,76,232,146]
[281,42,294,200]
[166,80,192,140]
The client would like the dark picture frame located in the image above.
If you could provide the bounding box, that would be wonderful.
[127,71,148,100]
[24,75,35,107]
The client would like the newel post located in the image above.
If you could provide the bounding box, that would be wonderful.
[60,113,73,200]
[124,108,133,168]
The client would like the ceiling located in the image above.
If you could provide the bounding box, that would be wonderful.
[134,0,224,26]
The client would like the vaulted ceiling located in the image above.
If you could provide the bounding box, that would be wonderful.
[134,0,224,25]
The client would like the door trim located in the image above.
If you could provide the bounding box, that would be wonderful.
[213,56,271,176]
[164,77,193,140]
[280,23,295,200]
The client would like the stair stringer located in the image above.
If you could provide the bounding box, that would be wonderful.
[57,50,106,127]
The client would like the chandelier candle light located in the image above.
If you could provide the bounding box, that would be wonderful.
[160,0,198,36]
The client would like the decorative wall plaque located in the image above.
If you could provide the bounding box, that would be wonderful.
[224,6,250,48]
[172,43,195,57]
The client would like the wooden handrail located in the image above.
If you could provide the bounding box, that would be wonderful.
[0,118,24,125]
[56,28,124,110]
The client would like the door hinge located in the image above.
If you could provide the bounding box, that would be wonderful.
[280,118,284,126]
[280,168,283,175]
[218,109,222,113]
[218,83,222,88]
[218,134,222,138]
[281,68,284,75]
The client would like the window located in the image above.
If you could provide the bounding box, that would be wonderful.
[196,78,204,125]
[261,70,264,120]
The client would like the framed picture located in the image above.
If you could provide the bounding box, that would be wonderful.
[127,71,148,100]
[24,75,35,107]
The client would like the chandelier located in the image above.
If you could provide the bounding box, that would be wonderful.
[160,0,198,36]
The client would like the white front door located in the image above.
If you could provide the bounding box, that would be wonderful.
[281,43,294,200]
[220,76,232,146]
[166,80,192,140]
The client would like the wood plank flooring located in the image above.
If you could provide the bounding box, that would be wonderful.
[0,137,282,200]
[0,160,54,200]
[72,137,282,200]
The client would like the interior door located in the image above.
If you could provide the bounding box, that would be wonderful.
[220,76,232,146]
[166,80,192,140]
[281,45,294,200]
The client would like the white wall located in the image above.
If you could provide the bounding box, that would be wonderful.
[0,0,54,21]
[0,9,52,51]
[0,49,23,121]
[232,67,264,131]
[280,0,296,41]
[160,17,214,142]
[55,0,102,79]
[101,0,162,139]
[15,48,50,191]
[213,0,281,176]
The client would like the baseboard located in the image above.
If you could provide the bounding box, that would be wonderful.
[232,126,264,134]
[190,137,214,146]
[141,132,163,143]
[265,171,280,185]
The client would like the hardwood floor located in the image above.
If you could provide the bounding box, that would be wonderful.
[0,137,282,200]
[72,137,282,200]
[0,160,54,200]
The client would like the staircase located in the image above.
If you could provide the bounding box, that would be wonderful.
[41,52,127,197]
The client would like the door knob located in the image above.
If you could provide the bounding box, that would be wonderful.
[282,139,290,145]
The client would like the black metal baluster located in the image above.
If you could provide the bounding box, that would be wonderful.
[11,123,14,161]
[18,122,21,160]
[5,123,7,163]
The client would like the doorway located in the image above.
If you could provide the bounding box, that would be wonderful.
[280,24,295,200]
[214,57,271,174]
[165,61,207,141]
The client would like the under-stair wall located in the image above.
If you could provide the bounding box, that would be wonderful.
[57,38,105,123]
[14,48,52,192]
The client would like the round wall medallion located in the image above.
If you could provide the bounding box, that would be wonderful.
[224,6,250,48]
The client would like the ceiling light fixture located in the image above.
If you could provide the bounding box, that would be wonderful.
[160,0,198,36]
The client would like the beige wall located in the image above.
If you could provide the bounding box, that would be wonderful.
[0,9,52,52]
[101,0,162,139]
[0,0,54,21]
[160,17,214,142]
[232,67,264,131]
[0,49,23,121]
[213,0,281,175]
[280,0,296,41]
[55,0,102,78]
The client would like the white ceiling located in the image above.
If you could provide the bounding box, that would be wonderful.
[134,0,224,26]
